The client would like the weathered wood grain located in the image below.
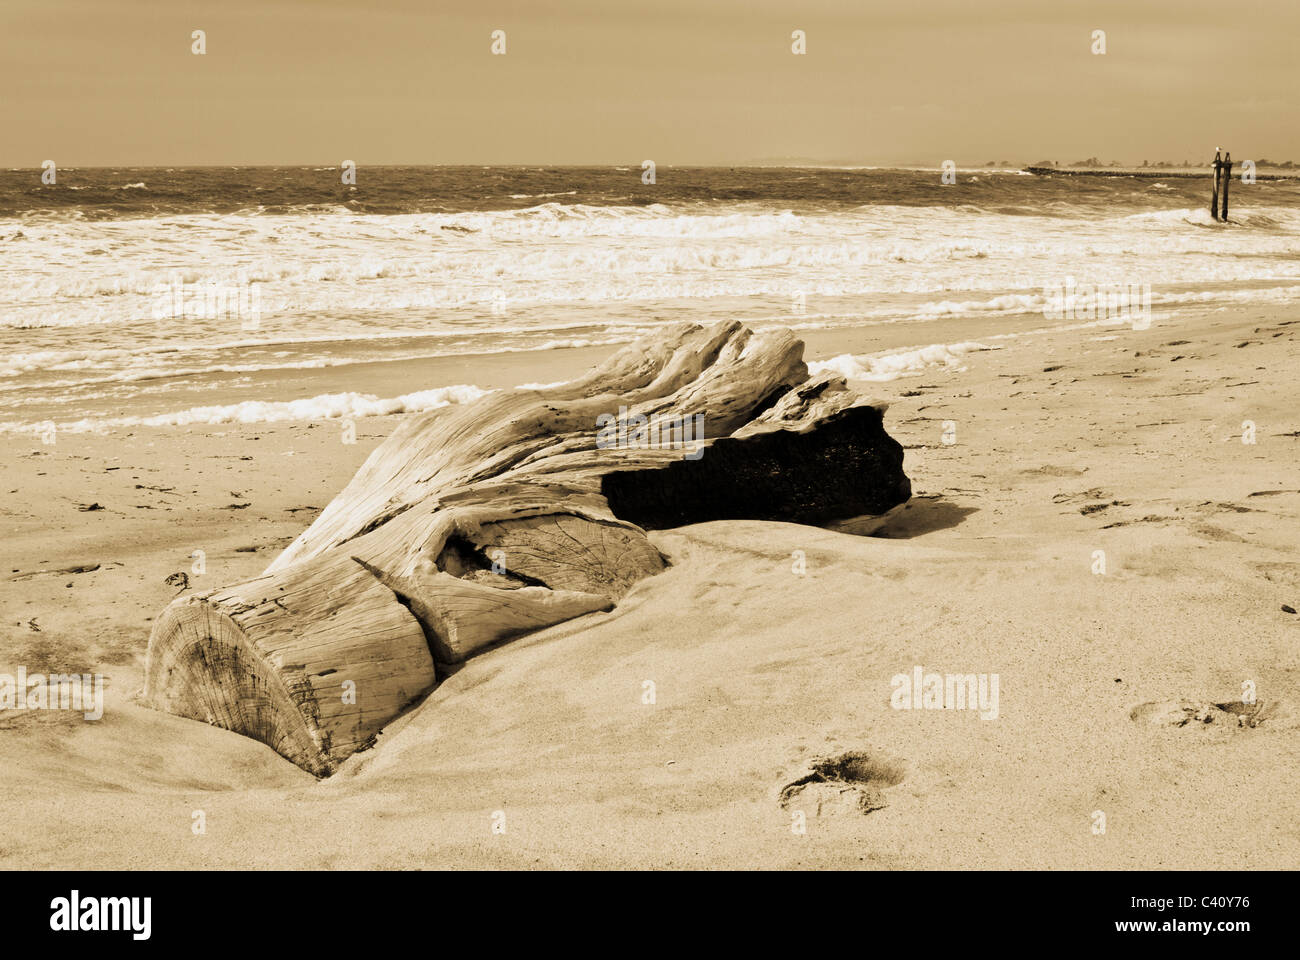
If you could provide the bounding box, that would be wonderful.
[145,321,911,775]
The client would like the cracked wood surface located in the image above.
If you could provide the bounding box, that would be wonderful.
[144,321,911,775]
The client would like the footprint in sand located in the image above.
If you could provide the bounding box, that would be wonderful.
[778,750,906,817]
[1021,465,1089,478]
[1130,698,1295,731]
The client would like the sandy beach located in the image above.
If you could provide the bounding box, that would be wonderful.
[3,301,1297,869]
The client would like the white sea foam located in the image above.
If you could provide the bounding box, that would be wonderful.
[0,328,648,384]
[515,380,569,390]
[4,197,1300,421]
[2,383,490,435]
[810,341,999,382]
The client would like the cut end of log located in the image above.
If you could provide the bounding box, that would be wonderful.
[144,557,438,776]
[144,596,335,775]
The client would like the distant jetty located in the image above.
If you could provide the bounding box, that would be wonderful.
[1026,165,1293,181]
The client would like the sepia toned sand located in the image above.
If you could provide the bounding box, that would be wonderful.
[2,303,1299,869]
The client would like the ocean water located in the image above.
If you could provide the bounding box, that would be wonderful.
[3,166,1299,433]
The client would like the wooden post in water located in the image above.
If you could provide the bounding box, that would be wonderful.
[1221,152,1232,222]
[1210,149,1222,221]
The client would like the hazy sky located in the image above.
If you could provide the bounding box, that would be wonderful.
[3,0,1296,166]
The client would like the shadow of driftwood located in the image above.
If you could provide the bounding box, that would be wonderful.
[827,495,977,540]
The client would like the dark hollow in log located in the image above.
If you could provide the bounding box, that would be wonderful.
[602,404,910,529]
[144,321,912,775]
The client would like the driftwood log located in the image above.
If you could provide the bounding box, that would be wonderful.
[144,321,912,775]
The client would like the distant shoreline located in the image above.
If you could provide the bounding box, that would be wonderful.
[1026,165,1296,180]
